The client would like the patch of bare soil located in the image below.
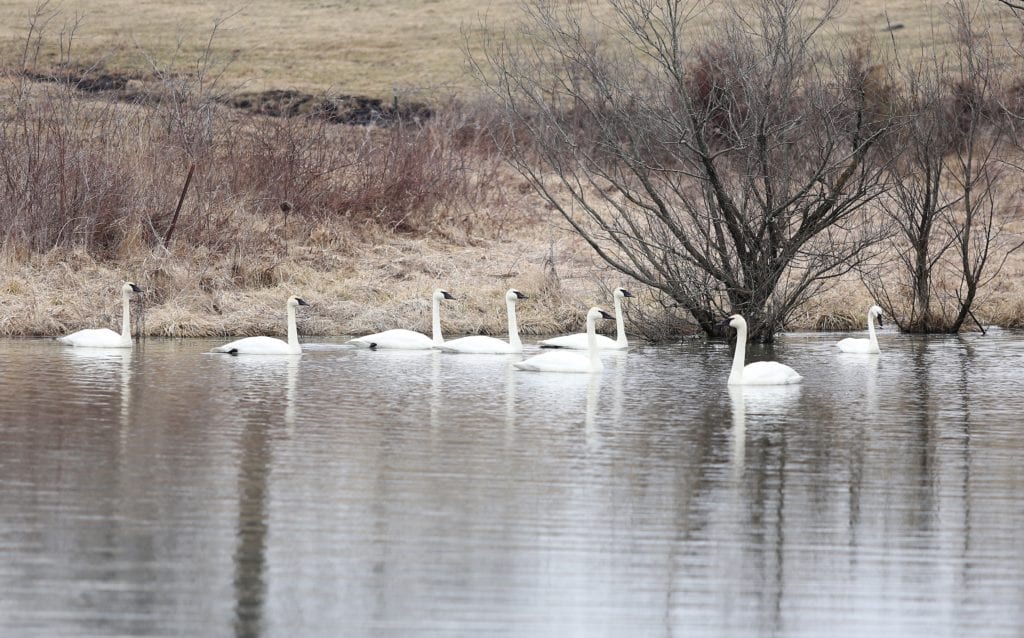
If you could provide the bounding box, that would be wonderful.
[20,64,433,126]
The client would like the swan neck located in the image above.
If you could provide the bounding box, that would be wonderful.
[729,322,747,384]
[507,298,521,349]
[867,311,877,345]
[120,289,133,346]
[286,303,300,352]
[587,313,599,370]
[614,295,627,346]
[431,294,443,346]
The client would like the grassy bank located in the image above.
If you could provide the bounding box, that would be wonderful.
[0,230,635,340]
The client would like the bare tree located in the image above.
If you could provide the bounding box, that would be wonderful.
[867,0,1021,332]
[944,0,1022,331]
[868,51,958,332]
[473,0,893,342]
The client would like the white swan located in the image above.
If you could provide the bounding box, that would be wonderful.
[58,282,143,348]
[437,289,527,354]
[212,296,309,355]
[515,307,614,373]
[837,305,883,354]
[347,289,455,349]
[721,314,802,385]
[539,287,634,350]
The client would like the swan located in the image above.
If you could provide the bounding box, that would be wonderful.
[515,307,614,373]
[837,305,883,354]
[539,287,634,350]
[721,314,802,385]
[58,282,144,348]
[437,289,527,354]
[212,296,309,355]
[347,289,455,349]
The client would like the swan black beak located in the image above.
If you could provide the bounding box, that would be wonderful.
[442,291,455,300]
[877,315,884,328]
[129,283,143,293]
[599,310,615,320]
[514,290,528,300]
[717,317,733,328]
[296,298,309,306]
[621,289,634,298]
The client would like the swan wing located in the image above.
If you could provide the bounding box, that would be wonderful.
[514,350,596,373]
[742,361,802,385]
[212,336,296,355]
[538,333,621,350]
[58,328,127,348]
[437,335,517,354]
[837,337,879,354]
[348,329,433,350]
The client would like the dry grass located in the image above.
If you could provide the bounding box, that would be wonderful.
[0,0,1018,98]
[0,219,649,339]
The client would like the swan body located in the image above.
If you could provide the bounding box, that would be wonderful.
[348,289,455,349]
[722,314,802,386]
[438,289,527,354]
[212,296,309,355]
[516,307,614,373]
[539,288,633,350]
[59,282,143,348]
[837,305,883,354]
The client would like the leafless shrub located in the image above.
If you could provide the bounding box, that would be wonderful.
[865,0,1023,333]
[473,0,895,342]
[0,76,506,258]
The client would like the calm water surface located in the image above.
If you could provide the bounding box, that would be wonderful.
[1,332,1023,637]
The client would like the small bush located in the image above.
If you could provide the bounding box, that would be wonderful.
[0,68,508,256]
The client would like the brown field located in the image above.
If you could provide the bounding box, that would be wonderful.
[0,0,1017,98]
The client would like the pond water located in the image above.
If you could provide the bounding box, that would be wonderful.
[0,331,1022,637]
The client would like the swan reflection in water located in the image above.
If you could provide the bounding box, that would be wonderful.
[729,384,802,477]
[211,354,301,431]
[63,346,135,445]
[512,366,609,451]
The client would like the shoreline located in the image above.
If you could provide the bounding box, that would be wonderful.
[5,223,1022,341]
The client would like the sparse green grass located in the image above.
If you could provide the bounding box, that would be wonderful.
[0,0,1018,98]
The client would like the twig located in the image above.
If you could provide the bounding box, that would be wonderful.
[163,163,195,247]
[994,0,1024,11]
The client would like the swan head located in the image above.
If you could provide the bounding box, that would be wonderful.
[614,288,634,299]
[434,289,456,301]
[122,282,143,294]
[588,307,615,322]
[506,289,528,302]
[718,314,746,330]
[287,296,310,308]
[870,304,883,326]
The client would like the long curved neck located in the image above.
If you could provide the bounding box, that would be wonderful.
[286,304,300,353]
[587,314,600,371]
[120,290,133,347]
[431,295,443,346]
[614,295,627,347]
[867,311,878,346]
[506,298,521,349]
[729,323,747,384]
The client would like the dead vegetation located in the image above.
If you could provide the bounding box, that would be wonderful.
[1,1,1023,340]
